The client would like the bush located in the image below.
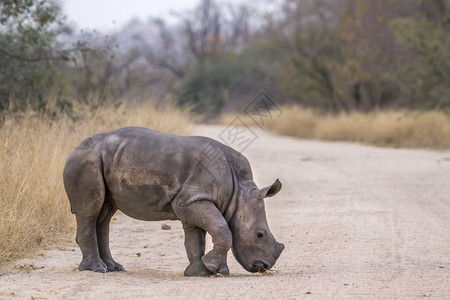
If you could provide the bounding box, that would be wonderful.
[391,18,450,109]
[176,54,250,117]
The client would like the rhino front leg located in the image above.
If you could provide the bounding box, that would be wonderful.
[174,201,232,276]
[182,223,213,277]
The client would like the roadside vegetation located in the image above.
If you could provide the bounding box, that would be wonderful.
[220,107,450,150]
[269,108,450,149]
[0,102,191,265]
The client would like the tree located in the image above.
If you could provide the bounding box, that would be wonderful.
[275,0,351,111]
[176,54,250,117]
[0,0,73,111]
[392,15,450,109]
[144,0,252,81]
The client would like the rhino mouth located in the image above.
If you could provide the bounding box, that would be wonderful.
[250,259,273,273]
[248,242,285,273]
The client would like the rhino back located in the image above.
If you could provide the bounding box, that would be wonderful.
[83,127,232,221]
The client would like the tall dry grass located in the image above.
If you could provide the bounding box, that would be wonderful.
[0,102,192,265]
[220,106,450,149]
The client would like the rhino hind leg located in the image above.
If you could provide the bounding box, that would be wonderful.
[174,201,232,276]
[75,214,108,273]
[96,200,125,272]
[65,153,108,273]
[182,224,213,277]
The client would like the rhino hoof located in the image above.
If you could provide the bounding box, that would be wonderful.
[218,264,229,276]
[79,259,107,273]
[184,261,214,277]
[112,264,126,272]
[93,267,107,273]
[104,260,126,272]
[201,253,229,276]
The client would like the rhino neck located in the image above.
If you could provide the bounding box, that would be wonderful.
[216,143,253,224]
[221,155,241,223]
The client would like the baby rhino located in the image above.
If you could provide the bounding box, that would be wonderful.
[63,126,284,276]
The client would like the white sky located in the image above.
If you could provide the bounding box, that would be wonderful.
[61,0,243,32]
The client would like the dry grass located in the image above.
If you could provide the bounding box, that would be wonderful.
[219,106,450,149]
[0,101,192,265]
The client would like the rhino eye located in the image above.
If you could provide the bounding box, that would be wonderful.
[256,231,264,239]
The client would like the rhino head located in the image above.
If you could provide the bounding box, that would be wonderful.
[229,179,284,273]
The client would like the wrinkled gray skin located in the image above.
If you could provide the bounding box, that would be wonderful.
[63,126,284,276]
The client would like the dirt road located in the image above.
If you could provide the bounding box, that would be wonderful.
[1,125,449,299]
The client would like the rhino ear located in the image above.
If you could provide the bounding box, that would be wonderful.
[256,179,282,200]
